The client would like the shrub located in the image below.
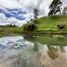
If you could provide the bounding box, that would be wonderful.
[23,23,37,32]
[57,23,65,29]
[33,19,38,23]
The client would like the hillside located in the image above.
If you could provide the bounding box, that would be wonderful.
[0,15,67,37]
[35,15,67,33]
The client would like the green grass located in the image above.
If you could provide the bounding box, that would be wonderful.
[0,15,67,37]
[35,15,67,33]
[0,25,24,37]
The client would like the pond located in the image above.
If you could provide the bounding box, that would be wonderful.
[0,34,67,67]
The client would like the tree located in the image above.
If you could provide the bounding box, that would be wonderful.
[33,42,39,52]
[33,0,43,19]
[33,8,39,23]
[33,8,39,19]
[63,6,67,14]
[48,0,62,15]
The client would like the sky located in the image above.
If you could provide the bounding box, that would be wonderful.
[0,0,67,15]
[0,0,67,26]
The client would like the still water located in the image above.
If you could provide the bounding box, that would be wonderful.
[0,34,67,67]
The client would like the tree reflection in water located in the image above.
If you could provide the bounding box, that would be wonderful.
[47,46,59,60]
[47,45,65,60]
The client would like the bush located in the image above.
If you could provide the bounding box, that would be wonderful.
[23,23,37,32]
[57,23,65,29]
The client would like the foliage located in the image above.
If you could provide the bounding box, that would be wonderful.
[23,23,37,32]
[33,8,39,19]
[48,0,62,15]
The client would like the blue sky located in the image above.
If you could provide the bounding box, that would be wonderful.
[0,0,67,26]
[0,0,67,15]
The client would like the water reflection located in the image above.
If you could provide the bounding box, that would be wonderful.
[24,34,67,46]
[47,46,59,60]
[23,34,67,67]
[0,35,67,67]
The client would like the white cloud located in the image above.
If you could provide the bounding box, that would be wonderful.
[0,0,67,26]
[0,0,22,8]
[0,0,67,15]
[0,13,7,20]
[16,0,53,15]
[0,10,33,26]
[0,0,53,10]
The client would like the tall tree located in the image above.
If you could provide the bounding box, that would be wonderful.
[63,6,67,14]
[48,0,62,15]
[33,8,39,19]
[33,0,43,19]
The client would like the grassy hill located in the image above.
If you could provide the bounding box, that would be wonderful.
[0,15,67,37]
[35,15,67,33]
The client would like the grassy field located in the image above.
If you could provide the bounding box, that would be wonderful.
[34,15,67,33]
[0,15,67,36]
[0,26,23,37]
